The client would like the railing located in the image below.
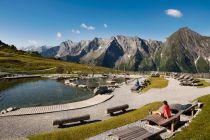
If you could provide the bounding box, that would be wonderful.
[137,71,210,79]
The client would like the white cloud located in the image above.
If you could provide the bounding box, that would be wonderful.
[56,32,62,38]
[28,40,38,46]
[104,24,108,28]
[80,23,95,30]
[72,29,80,34]
[165,9,183,18]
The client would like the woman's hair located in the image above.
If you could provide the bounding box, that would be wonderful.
[162,100,168,106]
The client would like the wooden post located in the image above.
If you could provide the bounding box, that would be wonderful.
[191,109,194,117]
[171,121,175,132]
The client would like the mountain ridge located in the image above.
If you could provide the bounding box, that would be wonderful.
[19,27,210,73]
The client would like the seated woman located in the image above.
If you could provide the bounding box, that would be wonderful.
[150,101,171,119]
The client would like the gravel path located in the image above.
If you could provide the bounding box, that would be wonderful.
[0,78,209,140]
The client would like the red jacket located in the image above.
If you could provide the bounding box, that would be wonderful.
[163,105,171,118]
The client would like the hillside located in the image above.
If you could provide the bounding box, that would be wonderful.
[0,41,119,74]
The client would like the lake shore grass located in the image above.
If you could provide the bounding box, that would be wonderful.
[141,76,169,92]
[196,79,210,88]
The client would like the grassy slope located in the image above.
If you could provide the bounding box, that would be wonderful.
[196,80,210,88]
[0,49,119,74]
[28,102,161,140]
[141,77,169,92]
[171,94,210,140]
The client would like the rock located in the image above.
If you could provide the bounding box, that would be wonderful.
[106,80,116,85]
[6,107,14,112]
[69,83,78,87]
[6,107,17,112]
[78,85,87,88]
[94,86,109,95]
[64,80,70,84]
[1,110,7,114]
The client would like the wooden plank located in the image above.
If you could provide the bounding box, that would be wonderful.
[112,126,141,137]
[146,115,165,125]
[132,132,153,140]
[120,128,148,140]
[132,128,166,140]
[118,127,145,138]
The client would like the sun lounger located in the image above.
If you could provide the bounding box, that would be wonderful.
[183,75,193,81]
[109,126,166,140]
[177,74,186,80]
[170,101,199,116]
[145,111,184,132]
[180,80,201,86]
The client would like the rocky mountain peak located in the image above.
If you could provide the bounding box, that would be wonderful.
[169,27,202,42]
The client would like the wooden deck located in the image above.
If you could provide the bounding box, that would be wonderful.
[3,75,41,80]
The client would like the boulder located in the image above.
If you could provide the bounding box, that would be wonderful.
[94,86,109,95]
[6,107,14,112]
[6,107,17,112]
[78,85,87,88]
[1,109,7,114]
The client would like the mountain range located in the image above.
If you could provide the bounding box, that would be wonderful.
[21,27,210,73]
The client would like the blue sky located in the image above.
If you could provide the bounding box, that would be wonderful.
[0,0,210,48]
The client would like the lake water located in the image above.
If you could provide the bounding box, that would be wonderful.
[0,77,125,111]
[0,79,94,110]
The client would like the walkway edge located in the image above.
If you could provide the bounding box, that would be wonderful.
[0,94,114,117]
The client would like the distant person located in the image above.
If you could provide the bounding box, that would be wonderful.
[131,79,141,91]
[135,79,140,87]
[149,101,171,119]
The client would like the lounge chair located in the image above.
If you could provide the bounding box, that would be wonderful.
[181,75,192,81]
[170,101,199,116]
[109,126,166,140]
[144,111,184,132]
[180,80,201,86]
[177,74,186,80]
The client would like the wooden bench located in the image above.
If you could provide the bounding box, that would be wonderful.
[110,126,166,140]
[145,111,184,132]
[107,104,129,115]
[53,114,90,127]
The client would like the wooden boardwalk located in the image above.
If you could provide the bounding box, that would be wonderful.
[3,75,41,80]
[0,94,113,117]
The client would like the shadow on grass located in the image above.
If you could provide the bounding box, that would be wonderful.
[110,109,136,117]
[57,120,102,128]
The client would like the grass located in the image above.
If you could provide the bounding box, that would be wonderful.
[28,102,161,140]
[196,79,210,88]
[141,76,169,92]
[0,50,120,74]
[171,94,210,140]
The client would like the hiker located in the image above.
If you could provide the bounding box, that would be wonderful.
[135,79,140,87]
[149,101,171,119]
